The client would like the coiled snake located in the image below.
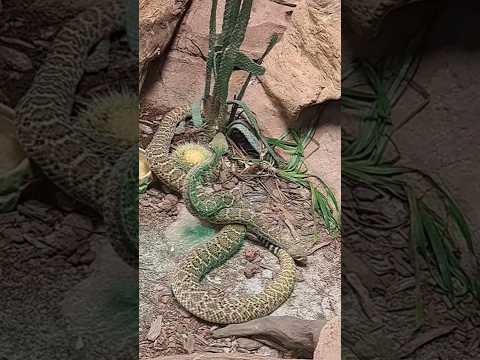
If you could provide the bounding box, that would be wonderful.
[146,106,305,324]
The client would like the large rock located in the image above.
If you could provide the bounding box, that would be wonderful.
[242,0,341,201]
[141,0,291,116]
[213,316,326,359]
[242,82,341,202]
[260,0,340,122]
[313,316,341,360]
[139,0,192,89]
[141,0,340,200]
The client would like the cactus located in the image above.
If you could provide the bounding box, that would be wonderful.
[173,143,212,170]
[203,0,265,138]
[77,90,138,146]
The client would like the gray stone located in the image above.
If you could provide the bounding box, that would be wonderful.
[0,46,33,72]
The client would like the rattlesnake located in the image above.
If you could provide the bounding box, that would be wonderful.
[146,106,303,324]
[15,0,138,267]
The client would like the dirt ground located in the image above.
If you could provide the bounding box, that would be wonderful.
[341,2,480,359]
[138,135,341,358]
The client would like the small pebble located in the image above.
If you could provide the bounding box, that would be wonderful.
[244,247,258,262]
[244,264,261,279]
[79,250,96,265]
[0,45,33,71]
[164,193,178,204]
[262,269,274,279]
[3,227,23,243]
[237,337,262,351]
[140,123,153,135]
[223,181,236,190]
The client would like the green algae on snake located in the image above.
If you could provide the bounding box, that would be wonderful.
[184,134,307,264]
[146,106,299,323]
[171,224,296,324]
[183,134,236,218]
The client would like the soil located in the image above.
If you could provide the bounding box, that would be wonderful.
[138,124,340,358]
[341,2,480,359]
[0,1,137,358]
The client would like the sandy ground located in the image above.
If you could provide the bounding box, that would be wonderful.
[139,171,340,358]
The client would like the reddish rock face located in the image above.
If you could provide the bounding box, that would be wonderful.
[139,0,192,88]
[313,316,341,360]
[260,0,340,121]
[141,0,341,200]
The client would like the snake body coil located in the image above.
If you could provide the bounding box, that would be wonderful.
[146,107,297,324]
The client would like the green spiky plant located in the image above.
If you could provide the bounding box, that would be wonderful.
[342,46,479,327]
[194,0,266,137]
[188,0,340,235]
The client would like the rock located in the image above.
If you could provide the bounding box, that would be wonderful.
[42,231,80,255]
[244,247,259,262]
[259,0,340,121]
[4,227,23,243]
[147,315,163,341]
[313,316,340,360]
[140,123,153,135]
[213,316,326,358]
[0,46,33,72]
[233,1,341,201]
[223,180,237,190]
[79,250,96,265]
[139,0,192,89]
[62,213,94,233]
[76,241,90,255]
[257,345,281,358]
[164,194,179,206]
[54,191,78,212]
[244,264,261,279]
[67,252,81,265]
[17,200,58,225]
[142,0,291,114]
[236,337,263,351]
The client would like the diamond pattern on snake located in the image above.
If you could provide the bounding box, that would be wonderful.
[146,106,306,324]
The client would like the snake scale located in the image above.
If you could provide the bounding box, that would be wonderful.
[146,106,304,324]
[15,0,138,267]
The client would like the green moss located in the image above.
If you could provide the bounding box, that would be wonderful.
[181,223,216,245]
